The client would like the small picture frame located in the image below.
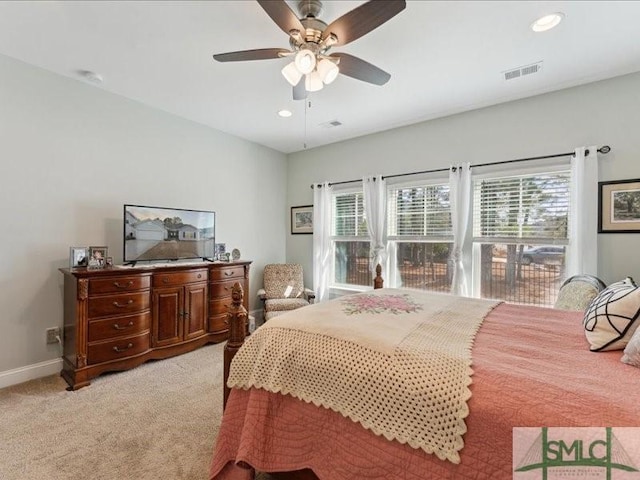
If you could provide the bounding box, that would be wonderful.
[291,205,313,234]
[88,246,108,269]
[598,178,640,233]
[215,243,226,260]
[106,256,114,267]
[69,247,88,268]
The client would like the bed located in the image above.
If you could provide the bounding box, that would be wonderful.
[210,269,640,480]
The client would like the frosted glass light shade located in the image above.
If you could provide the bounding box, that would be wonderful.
[317,59,339,84]
[295,49,316,74]
[281,61,303,86]
[305,71,323,92]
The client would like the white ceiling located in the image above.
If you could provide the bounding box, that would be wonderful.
[1,1,640,154]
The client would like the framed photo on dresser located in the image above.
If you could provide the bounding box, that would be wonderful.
[69,247,88,268]
[88,246,108,268]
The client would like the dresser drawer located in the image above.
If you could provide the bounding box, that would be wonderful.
[153,270,207,287]
[208,279,237,298]
[88,292,150,318]
[209,297,233,316]
[87,332,150,365]
[208,313,229,334]
[209,266,244,281]
[89,275,150,295]
[88,311,151,342]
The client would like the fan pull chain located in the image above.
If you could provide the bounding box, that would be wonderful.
[304,99,311,149]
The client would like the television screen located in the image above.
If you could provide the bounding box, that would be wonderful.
[123,204,215,263]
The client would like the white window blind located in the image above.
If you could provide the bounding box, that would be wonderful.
[473,171,570,243]
[387,184,452,238]
[332,192,367,237]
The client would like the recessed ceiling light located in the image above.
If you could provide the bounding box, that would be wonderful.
[78,70,104,84]
[531,12,564,32]
[278,109,292,118]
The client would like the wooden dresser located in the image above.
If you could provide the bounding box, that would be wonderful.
[60,261,250,390]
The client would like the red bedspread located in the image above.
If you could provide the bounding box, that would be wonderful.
[210,303,640,479]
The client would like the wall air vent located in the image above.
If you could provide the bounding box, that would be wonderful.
[503,61,543,81]
[319,120,343,128]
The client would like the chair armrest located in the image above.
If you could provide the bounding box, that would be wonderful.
[304,288,316,303]
[257,289,266,301]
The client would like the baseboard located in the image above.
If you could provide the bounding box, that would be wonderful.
[1,313,263,390]
[0,358,63,390]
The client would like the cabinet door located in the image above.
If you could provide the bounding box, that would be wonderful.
[184,282,207,340]
[152,286,183,347]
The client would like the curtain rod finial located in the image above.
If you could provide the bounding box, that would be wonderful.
[599,145,611,154]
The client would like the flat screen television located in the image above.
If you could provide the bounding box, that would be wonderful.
[123,204,215,264]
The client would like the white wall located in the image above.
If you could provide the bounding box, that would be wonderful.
[0,55,287,384]
[287,72,640,289]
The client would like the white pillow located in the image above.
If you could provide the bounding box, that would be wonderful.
[583,277,640,351]
[621,327,640,368]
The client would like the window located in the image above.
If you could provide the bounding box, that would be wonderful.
[472,170,570,306]
[331,190,371,287]
[387,182,453,292]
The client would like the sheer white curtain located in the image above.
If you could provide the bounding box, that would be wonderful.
[449,163,471,296]
[363,175,387,279]
[313,182,333,302]
[567,146,599,277]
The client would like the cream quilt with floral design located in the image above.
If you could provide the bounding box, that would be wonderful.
[227,288,501,463]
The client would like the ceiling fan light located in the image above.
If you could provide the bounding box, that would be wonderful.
[317,59,339,85]
[305,71,323,92]
[282,61,303,86]
[295,49,316,75]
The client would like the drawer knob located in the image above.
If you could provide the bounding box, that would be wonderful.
[113,321,134,330]
[197,274,202,279]
[224,271,234,276]
[113,281,134,289]
[113,300,134,308]
[113,343,134,353]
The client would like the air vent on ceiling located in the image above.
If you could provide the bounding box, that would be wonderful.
[503,61,543,81]
[319,120,343,128]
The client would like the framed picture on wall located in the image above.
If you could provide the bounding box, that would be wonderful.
[598,178,640,233]
[291,205,313,234]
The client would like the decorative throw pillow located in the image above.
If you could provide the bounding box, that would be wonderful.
[621,327,640,368]
[583,277,640,351]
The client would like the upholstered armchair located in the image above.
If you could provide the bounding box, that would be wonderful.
[554,274,606,311]
[258,264,315,321]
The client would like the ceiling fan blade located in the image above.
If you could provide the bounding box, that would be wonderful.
[292,80,307,101]
[330,53,391,85]
[322,0,406,47]
[257,0,306,36]
[213,48,290,62]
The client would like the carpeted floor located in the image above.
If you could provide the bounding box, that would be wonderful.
[0,343,274,480]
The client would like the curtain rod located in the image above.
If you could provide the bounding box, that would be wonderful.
[310,145,611,188]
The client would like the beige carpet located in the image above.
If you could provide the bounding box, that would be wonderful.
[0,343,275,480]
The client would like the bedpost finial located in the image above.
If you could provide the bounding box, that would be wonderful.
[231,282,244,305]
[374,264,384,289]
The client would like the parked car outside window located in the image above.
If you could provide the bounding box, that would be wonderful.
[521,246,565,265]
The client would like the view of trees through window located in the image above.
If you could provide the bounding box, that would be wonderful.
[474,171,570,306]
[328,169,571,306]
[332,192,371,286]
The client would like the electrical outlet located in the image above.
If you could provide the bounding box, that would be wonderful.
[46,327,61,344]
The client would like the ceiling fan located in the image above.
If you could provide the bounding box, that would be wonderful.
[213,0,406,100]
